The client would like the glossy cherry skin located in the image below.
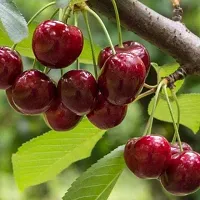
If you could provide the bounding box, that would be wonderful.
[98,41,150,73]
[32,20,83,68]
[98,53,146,105]
[6,87,24,114]
[170,142,192,155]
[160,151,200,196]
[44,97,82,131]
[87,93,127,129]
[58,70,98,116]
[0,47,23,89]
[12,69,56,115]
[124,135,171,179]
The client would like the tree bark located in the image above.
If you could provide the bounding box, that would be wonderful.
[87,0,200,76]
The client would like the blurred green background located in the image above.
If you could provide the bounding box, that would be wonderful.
[1,0,200,199]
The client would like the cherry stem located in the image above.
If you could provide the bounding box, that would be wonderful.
[43,67,51,74]
[134,88,155,102]
[82,10,98,79]
[62,5,73,22]
[145,79,167,135]
[74,12,80,70]
[32,58,37,69]
[60,69,64,76]
[11,1,56,50]
[163,84,183,152]
[84,6,116,55]
[144,83,158,89]
[171,88,181,143]
[111,0,123,47]
[59,8,63,21]
[50,8,59,19]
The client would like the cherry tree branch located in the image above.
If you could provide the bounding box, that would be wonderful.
[87,0,200,76]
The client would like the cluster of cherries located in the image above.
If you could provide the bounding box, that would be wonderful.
[0,19,150,131]
[124,135,200,196]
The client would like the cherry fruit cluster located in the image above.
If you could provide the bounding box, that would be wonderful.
[0,19,150,131]
[124,136,200,196]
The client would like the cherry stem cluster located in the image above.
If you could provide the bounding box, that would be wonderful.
[84,6,116,55]
[82,10,98,79]
[163,85,183,152]
[111,0,123,47]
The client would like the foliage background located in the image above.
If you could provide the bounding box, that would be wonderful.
[1,0,200,199]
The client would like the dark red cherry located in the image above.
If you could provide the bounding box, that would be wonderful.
[160,151,200,196]
[6,87,23,114]
[124,135,171,179]
[98,53,146,105]
[171,142,192,155]
[32,20,83,68]
[44,97,82,131]
[87,93,127,129]
[98,41,150,73]
[12,69,56,115]
[0,47,23,89]
[58,70,98,116]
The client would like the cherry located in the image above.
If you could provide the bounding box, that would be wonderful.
[124,135,171,179]
[87,93,127,129]
[58,70,98,116]
[170,142,192,155]
[98,41,150,73]
[6,87,23,114]
[98,53,146,105]
[44,97,82,131]
[32,20,83,68]
[12,69,56,115]
[0,47,23,89]
[160,151,200,196]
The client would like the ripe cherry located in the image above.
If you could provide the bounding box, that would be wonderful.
[160,151,200,196]
[98,41,150,73]
[58,70,98,116]
[44,97,82,131]
[12,69,56,115]
[98,53,146,105]
[170,142,192,155]
[0,47,23,89]
[6,87,23,114]
[124,135,171,179]
[32,20,83,68]
[87,93,127,129]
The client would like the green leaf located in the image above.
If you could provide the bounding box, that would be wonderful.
[151,62,184,95]
[148,94,200,133]
[12,119,105,190]
[0,23,101,64]
[0,0,28,43]
[62,146,125,200]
